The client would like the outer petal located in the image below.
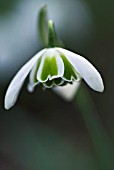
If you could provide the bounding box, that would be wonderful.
[53,81,81,101]
[27,63,39,92]
[4,49,46,110]
[56,48,104,92]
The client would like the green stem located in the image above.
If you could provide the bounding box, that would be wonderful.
[48,20,55,48]
[38,5,64,48]
[75,85,114,170]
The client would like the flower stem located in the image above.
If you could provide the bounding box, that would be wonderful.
[74,85,114,170]
[38,5,64,48]
[48,20,56,48]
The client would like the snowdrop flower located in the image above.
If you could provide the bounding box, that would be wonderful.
[4,18,104,110]
[4,47,104,110]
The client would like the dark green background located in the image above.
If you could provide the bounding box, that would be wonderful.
[0,0,114,169]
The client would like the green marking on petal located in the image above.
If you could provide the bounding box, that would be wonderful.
[60,54,80,81]
[40,55,58,81]
[43,80,54,88]
[43,78,64,88]
[54,78,64,86]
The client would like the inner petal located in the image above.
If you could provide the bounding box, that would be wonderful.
[37,49,64,82]
[59,52,81,82]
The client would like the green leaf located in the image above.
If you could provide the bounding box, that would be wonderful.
[38,4,48,46]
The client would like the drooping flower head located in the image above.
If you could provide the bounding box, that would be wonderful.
[4,20,104,110]
[4,46,104,109]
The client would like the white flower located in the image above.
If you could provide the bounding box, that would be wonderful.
[4,47,104,110]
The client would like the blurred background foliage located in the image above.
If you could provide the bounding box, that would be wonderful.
[0,0,114,170]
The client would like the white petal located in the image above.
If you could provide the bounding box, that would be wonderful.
[27,81,39,93]
[4,49,46,110]
[56,48,104,92]
[50,49,64,80]
[53,81,81,101]
[27,63,39,93]
[37,48,64,82]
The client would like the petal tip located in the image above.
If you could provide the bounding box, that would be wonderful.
[4,89,17,110]
[4,106,10,110]
[27,83,34,93]
[92,78,104,93]
[4,100,11,110]
[98,83,104,93]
